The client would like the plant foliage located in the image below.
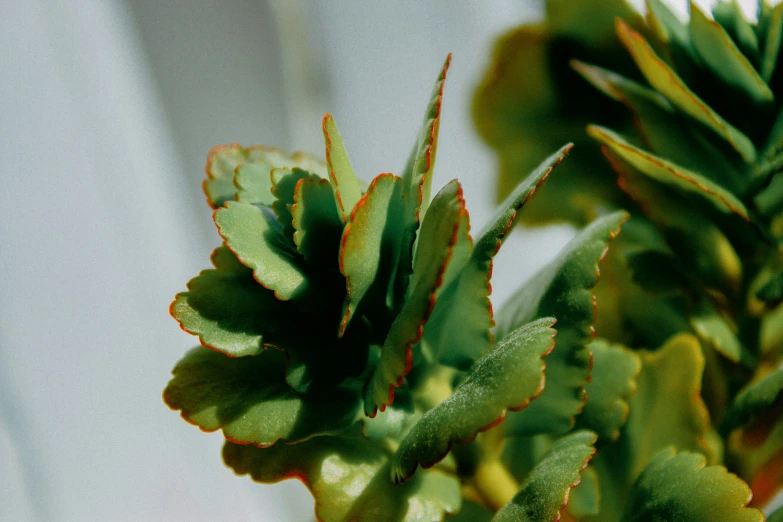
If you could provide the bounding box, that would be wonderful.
[475,0,783,519]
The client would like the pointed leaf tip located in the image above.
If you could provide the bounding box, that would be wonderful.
[323,113,363,221]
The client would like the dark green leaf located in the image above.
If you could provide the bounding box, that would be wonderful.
[291,177,344,267]
[575,339,641,440]
[757,271,783,302]
[499,211,627,436]
[721,368,783,435]
[391,318,556,483]
[567,465,600,518]
[215,201,310,301]
[395,54,451,303]
[322,114,363,221]
[163,347,361,446]
[271,167,319,243]
[431,145,572,370]
[761,1,783,82]
[492,430,598,522]
[713,0,760,61]
[223,428,461,522]
[449,501,493,522]
[365,180,467,415]
[690,297,756,366]
[623,448,763,522]
[339,174,404,336]
[170,246,291,357]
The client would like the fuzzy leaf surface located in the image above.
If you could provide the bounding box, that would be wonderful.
[365,180,466,415]
[163,347,360,446]
[339,174,404,336]
[575,339,641,440]
[222,429,461,522]
[499,211,627,436]
[492,430,598,522]
[215,201,310,301]
[391,317,556,483]
[623,448,763,522]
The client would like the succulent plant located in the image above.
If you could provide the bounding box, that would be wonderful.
[475,0,783,519]
[161,54,736,521]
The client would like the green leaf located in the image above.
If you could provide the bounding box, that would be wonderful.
[689,2,773,104]
[431,145,573,370]
[322,114,363,221]
[271,167,319,243]
[757,271,783,302]
[761,2,783,82]
[364,180,467,415]
[721,368,783,435]
[769,506,783,522]
[163,347,361,446]
[498,211,628,436]
[204,144,326,208]
[170,246,292,357]
[616,18,756,162]
[714,0,760,57]
[395,54,451,304]
[588,125,750,220]
[573,61,743,192]
[622,448,763,522]
[449,501,493,522]
[567,466,601,518]
[339,174,404,336]
[690,297,756,367]
[215,201,310,301]
[291,177,344,267]
[391,318,556,483]
[575,339,641,440]
[492,430,598,522]
[625,250,690,296]
[223,428,461,522]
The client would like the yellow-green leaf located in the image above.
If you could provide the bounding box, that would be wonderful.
[616,18,756,162]
[623,448,763,522]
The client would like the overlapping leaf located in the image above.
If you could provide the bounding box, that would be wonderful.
[492,430,598,522]
[427,145,572,370]
[365,180,467,415]
[575,339,641,440]
[391,318,556,483]
[291,177,344,266]
[394,54,451,303]
[223,428,461,522]
[323,114,363,221]
[498,211,628,436]
[722,368,783,435]
[163,347,361,446]
[215,201,311,301]
[622,448,763,522]
[339,174,404,336]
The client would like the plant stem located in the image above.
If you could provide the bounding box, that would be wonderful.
[471,459,519,512]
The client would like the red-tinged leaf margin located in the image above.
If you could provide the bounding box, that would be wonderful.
[391,318,557,485]
[366,183,470,416]
[338,173,401,337]
[323,113,363,221]
[587,125,751,221]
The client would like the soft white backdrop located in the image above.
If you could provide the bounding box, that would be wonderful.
[0,0,762,520]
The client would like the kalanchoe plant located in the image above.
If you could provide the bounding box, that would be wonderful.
[159,55,692,521]
[476,0,783,520]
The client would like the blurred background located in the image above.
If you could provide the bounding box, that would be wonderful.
[0,0,761,520]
